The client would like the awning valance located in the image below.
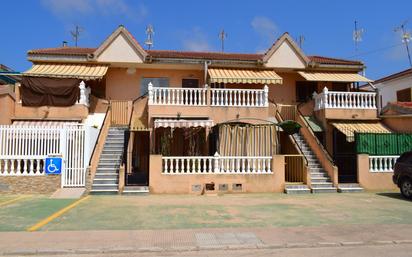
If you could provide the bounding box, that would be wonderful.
[298,71,372,83]
[331,122,391,142]
[24,63,109,80]
[154,119,214,128]
[208,68,282,84]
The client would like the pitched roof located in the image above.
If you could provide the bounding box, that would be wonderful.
[373,68,412,84]
[308,56,363,66]
[147,50,262,61]
[28,47,96,56]
[381,101,412,115]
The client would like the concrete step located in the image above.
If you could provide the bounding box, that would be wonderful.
[93,178,119,185]
[337,183,364,193]
[94,174,118,180]
[89,189,119,195]
[311,182,334,188]
[96,167,119,172]
[98,163,120,167]
[284,184,311,194]
[310,173,329,178]
[91,184,118,190]
[311,177,331,183]
[311,187,337,193]
[122,186,149,195]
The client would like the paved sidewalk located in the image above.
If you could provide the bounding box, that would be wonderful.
[1,224,411,255]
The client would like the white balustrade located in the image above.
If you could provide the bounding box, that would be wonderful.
[0,157,45,176]
[314,87,376,111]
[369,155,399,172]
[148,83,268,107]
[210,86,268,107]
[149,83,207,106]
[162,153,272,174]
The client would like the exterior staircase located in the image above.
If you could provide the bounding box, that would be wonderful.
[90,127,127,195]
[292,132,338,193]
[122,186,149,195]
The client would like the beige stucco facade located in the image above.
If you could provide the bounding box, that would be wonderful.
[357,154,397,191]
[149,155,286,194]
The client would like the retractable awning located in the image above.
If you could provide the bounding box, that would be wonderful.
[24,63,109,80]
[298,71,372,83]
[331,122,391,142]
[208,68,282,84]
[154,119,214,128]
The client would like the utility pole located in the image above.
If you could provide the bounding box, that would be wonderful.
[297,35,305,49]
[394,20,412,67]
[218,29,227,52]
[70,25,84,47]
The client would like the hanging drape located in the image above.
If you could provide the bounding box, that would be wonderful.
[217,124,278,156]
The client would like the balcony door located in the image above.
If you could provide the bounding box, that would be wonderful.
[182,79,199,88]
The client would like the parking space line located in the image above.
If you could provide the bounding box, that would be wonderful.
[27,196,90,232]
[0,196,28,207]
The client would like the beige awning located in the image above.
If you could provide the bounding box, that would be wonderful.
[298,71,372,83]
[208,68,282,84]
[331,122,391,142]
[154,119,214,128]
[24,63,109,80]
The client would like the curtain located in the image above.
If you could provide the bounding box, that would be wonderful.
[217,124,278,156]
[21,76,80,107]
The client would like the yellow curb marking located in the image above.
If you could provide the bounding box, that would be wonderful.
[0,196,27,207]
[27,196,90,232]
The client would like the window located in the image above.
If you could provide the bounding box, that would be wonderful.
[140,77,169,96]
[182,79,199,88]
[296,81,317,102]
[396,88,412,102]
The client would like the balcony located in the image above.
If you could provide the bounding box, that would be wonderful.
[148,84,269,108]
[313,87,378,120]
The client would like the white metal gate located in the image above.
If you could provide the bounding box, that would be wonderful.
[0,124,89,187]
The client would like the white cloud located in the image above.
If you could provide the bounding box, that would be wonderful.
[251,16,278,41]
[42,0,148,22]
[181,28,212,52]
[251,16,278,53]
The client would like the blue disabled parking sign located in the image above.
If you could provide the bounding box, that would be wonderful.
[45,157,62,175]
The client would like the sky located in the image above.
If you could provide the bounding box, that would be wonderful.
[2,0,412,79]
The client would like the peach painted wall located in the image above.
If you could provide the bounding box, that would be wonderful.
[357,154,397,190]
[382,116,412,133]
[105,68,204,100]
[269,72,300,104]
[0,94,15,125]
[149,155,285,194]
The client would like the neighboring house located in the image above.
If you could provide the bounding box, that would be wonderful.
[367,68,412,109]
[0,25,398,195]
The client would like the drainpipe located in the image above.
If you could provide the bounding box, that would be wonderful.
[204,60,211,86]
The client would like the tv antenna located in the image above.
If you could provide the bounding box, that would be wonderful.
[297,35,305,49]
[145,24,154,50]
[353,20,364,53]
[394,20,412,67]
[70,25,84,47]
[218,29,227,52]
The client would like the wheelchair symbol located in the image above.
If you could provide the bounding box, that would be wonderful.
[45,157,62,175]
[47,160,59,173]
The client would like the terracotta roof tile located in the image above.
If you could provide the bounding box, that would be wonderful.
[147,50,263,61]
[28,47,96,55]
[373,68,412,84]
[308,56,363,66]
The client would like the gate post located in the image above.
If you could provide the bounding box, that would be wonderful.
[60,126,68,188]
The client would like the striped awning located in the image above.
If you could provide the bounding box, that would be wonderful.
[331,122,391,142]
[12,121,80,127]
[24,63,109,80]
[298,71,372,83]
[154,119,214,128]
[208,68,282,84]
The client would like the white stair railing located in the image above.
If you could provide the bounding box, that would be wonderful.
[369,155,399,172]
[162,153,272,174]
[314,87,376,110]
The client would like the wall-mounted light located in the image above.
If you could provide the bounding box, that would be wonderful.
[126,68,136,75]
